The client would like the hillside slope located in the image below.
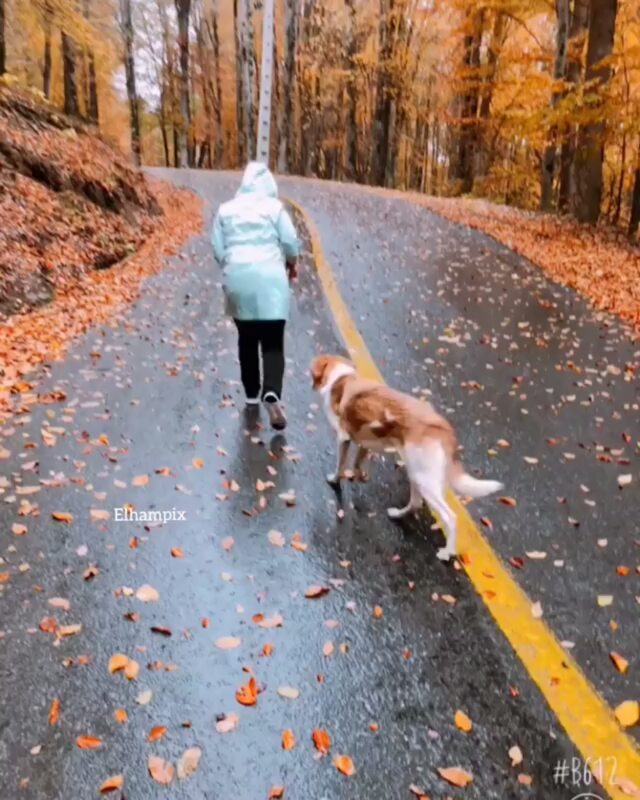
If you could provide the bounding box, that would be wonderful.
[0,85,167,316]
[0,85,202,417]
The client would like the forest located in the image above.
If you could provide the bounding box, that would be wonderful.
[1,0,639,235]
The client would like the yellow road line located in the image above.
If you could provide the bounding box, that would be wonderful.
[288,196,640,799]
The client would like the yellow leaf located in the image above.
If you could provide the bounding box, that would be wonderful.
[614,700,639,728]
[334,754,356,776]
[108,653,129,674]
[610,651,629,673]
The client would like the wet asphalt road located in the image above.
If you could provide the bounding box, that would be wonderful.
[0,169,635,799]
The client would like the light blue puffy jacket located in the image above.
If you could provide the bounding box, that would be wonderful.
[211,162,300,321]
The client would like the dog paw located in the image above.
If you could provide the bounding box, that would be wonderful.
[326,472,340,486]
[436,547,455,562]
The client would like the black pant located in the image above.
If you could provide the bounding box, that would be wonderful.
[234,320,285,401]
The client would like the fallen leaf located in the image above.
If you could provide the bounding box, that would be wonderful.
[334,754,356,776]
[58,623,82,637]
[256,613,283,629]
[132,474,149,487]
[437,766,473,787]
[171,547,184,558]
[48,597,70,611]
[618,474,633,488]
[76,735,102,749]
[312,728,331,754]
[90,509,110,521]
[148,725,167,742]
[531,601,543,619]
[268,529,285,547]
[136,689,153,705]
[108,653,129,674]
[148,755,174,785]
[114,708,128,723]
[124,658,139,680]
[305,585,330,599]
[373,605,383,618]
[216,713,239,733]
[222,536,234,551]
[281,729,296,750]
[177,746,202,779]
[610,651,629,673]
[509,745,523,766]
[99,775,124,794]
[598,595,614,607]
[236,677,258,706]
[51,511,73,523]
[498,496,517,507]
[48,698,60,725]
[454,710,472,732]
[277,686,299,700]
[322,641,334,657]
[614,701,640,728]
[518,774,533,786]
[215,636,241,650]
[136,584,159,602]
[268,787,285,799]
[192,458,204,469]
[11,523,27,536]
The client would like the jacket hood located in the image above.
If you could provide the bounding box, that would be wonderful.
[236,161,278,198]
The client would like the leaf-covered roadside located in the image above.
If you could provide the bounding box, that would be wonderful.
[0,177,202,421]
[405,193,640,337]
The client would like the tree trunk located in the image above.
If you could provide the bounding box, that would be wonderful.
[118,0,142,164]
[175,0,192,168]
[234,0,245,163]
[277,0,297,173]
[540,0,570,211]
[0,0,5,77]
[43,3,52,98]
[451,9,484,193]
[612,130,626,225]
[572,0,618,223]
[559,0,590,211]
[344,0,359,180]
[628,141,640,239]
[61,31,80,116]
[211,10,224,165]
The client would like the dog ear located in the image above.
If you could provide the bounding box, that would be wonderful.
[311,355,329,389]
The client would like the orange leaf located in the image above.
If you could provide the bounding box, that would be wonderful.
[99,774,124,794]
[281,729,296,750]
[373,605,383,618]
[76,735,102,749]
[148,725,167,742]
[437,767,473,787]
[148,755,174,785]
[132,474,149,486]
[171,547,184,558]
[108,653,129,674]
[305,585,330,598]
[52,511,73,523]
[610,651,629,673]
[268,787,285,799]
[334,754,356,776]
[498,496,517,507]
[192,458,204,469]
[312,728,331,754]
[235,676,258,706]
[261,643,273,657]
[124,658,139,680]
[114,708,128,724]
[454,710,473,732]
[48,698,60,725]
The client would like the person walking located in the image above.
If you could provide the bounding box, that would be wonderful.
[211,162,300,430]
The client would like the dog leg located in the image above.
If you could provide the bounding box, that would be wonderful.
[387,482,422,519]
[327,436,351,486]
[404,441,458,561]
[352,446,370,482]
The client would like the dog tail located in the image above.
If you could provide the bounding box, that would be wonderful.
[451,469,503,499]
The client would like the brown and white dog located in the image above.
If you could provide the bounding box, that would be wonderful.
[311,354,503,561]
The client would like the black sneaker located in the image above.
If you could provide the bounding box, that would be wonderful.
[263,392,287,431]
